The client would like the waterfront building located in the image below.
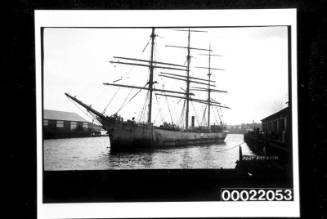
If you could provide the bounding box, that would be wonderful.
[261,107,290,143]
[244,106,291,161]
[43,109,104,139]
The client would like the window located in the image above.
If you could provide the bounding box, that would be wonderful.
[43,119,48,126]
[83,122,88,129]
[56,120,64,128]
[279,118,285,131]
[273,120,278,132]
[70,121,77,130]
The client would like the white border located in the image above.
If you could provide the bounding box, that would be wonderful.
[35,9,299,218]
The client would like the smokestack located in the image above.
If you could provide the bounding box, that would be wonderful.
[191,116,195,128]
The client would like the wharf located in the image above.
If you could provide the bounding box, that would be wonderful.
[244,132,290,163]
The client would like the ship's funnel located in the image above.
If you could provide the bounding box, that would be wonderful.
[191,116,195,128]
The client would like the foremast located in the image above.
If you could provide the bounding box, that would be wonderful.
[147,28,155,124]
[106,27,188,125]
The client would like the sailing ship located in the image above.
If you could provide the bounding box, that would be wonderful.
[65,28,230,152]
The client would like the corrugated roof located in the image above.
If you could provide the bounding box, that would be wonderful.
[44,109,88,122]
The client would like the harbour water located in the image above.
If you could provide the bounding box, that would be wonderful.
[44,134,254,170]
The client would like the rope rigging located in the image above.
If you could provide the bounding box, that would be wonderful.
[103,36,151,115]
[152,107,161,124]
[162,84,174,124]
[102,88,120,114]
[128,82,149,103]
[137,91,149,123]
[155,95,165,124]
[215,106,223,124]
[115,87,134,114]
[212,106,219,125]
[177,100,186,128]
[142,38,151,52]
[201,106,207,126]
[68,97,101,126]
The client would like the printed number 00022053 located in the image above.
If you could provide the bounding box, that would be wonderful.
[220,188,293,201]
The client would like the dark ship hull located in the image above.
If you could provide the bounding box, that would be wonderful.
[100,118,226,152]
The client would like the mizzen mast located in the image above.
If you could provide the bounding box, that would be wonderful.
[196,45,226,127]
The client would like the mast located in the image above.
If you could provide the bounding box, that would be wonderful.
[106,28,230,127]
[196,46,226,127]
[207,44,211,127]
[165,29,208,129]
[166,29,220,129]
[107,28,191,125]
[185,28,191,129]
[148,27,156,124]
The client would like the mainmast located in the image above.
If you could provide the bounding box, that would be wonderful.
[166,28,209,129]
[207,45,212,127]
[185,29,191,129]
[148,27,156,124]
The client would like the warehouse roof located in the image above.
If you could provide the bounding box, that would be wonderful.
[44,109,88,122]
[261,107,289,122]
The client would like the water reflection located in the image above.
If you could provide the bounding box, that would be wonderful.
[44,134,254,170]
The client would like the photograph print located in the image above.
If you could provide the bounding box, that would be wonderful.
[36,10,299,218]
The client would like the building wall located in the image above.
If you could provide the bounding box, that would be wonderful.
[262,110,289,143]
[43,119,103,139]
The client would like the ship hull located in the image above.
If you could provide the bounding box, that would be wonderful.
[101,120,226,152]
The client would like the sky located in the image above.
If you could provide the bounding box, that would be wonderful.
[43,26,289,126]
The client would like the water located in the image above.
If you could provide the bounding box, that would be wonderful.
[44,134,254,170]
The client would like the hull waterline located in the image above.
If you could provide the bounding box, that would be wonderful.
[101,119,226,152]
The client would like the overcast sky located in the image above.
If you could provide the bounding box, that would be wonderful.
[43,26,288,126]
